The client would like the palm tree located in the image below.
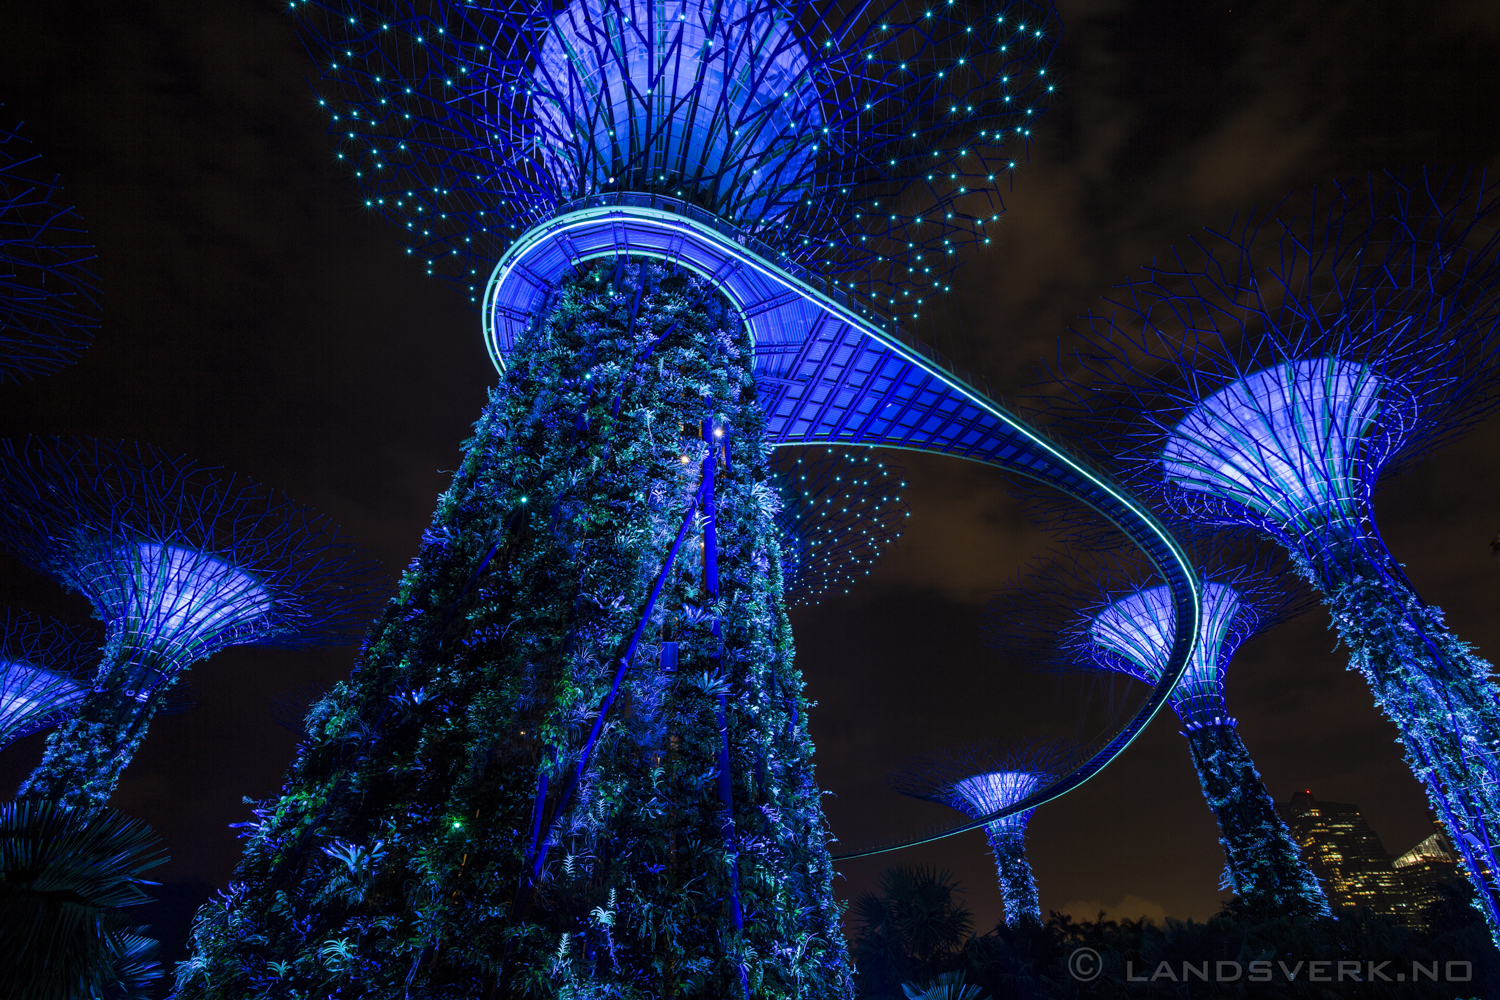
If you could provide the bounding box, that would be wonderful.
[901,971,990,999]
[852,866,975,997]
[0,799,168,1000]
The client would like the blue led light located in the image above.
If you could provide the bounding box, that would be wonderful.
[1090,581,1241,726]
[127,543,274,648]
[772,447,906,604]
[1162,358,1384,533]
[533,0,820,222]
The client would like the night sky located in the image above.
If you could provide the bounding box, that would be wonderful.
[3,0,1500,942]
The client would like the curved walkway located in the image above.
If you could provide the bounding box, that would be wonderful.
[484,196,1201,858]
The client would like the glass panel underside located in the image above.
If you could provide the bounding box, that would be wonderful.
[486,204,1202,856]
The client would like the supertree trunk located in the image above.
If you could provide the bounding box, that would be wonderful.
[18,638,177,813]
[175,260,851,999]
[1314,545,1500,930]
[1182,723,1329,918]
[984,828,1041,927]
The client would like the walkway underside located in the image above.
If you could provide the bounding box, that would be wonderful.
[485,196,1202,855]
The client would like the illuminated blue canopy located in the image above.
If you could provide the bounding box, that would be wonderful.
[296,0,1064,312]
[72,541,278,697]
[124,543,274,652]
[950,770,1047,840]
[1090,581,1242,728]
[0,612,94,748]
[889,739,1066,843]
[532,0,820,222]
[1161,358,1385,536]
[0,661,83,747]
[0,438,388,700]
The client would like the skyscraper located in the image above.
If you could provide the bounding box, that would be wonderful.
[1393,819,1466,931]
[1043,170,1500,937]
[1278,790,1407,919]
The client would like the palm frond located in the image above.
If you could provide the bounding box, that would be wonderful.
[0,800,168,1000]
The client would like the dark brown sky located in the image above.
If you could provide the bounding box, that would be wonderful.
[1,0,1499,937]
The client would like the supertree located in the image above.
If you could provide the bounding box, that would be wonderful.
[1039,168,1500,935]
[0,437,388,814]
[770,446,907,605]
[0,109,99,381]
[986,533,1331,919]
[286,0,1062,321]
[175,2,1203,996]
[0,611,94,752]
[889,739,1065,926]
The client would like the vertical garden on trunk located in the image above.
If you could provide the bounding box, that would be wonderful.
[177,260,850,999]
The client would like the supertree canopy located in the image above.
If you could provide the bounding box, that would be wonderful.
[0,110,99,381]
[174,1,1206,995]
[986,533,1330,918]
[0,611,94,751]
[770,445,907,604]
[889,739,1064,926]
[290,0,1061,319]
[1040,167,1500,935]
[0,437,387,813]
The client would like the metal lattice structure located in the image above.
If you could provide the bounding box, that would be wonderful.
[889,739,1067,926]
[1040,169,1500,578]
[293,0,1059,318]
[986,532,1312,732]
[985,533,1332,917]
[771,445,907,603]
[0,437,388,811]
[285,0,1201,868]
[1038,167,1500,936]
[0,110,98,382]
[0,611,95,750]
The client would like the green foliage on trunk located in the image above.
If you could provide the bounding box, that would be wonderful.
[1182,724,1329,919]
[1315,559,1500,934]
[19,635,179,813]
[174,260,851,998]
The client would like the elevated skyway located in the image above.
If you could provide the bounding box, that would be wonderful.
[484,194,1202,857]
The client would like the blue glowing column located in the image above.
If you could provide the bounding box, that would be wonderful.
[1163,358,1500,927]
[20,542,271,811]
[949,771,1046,926]
[1091,582,1330,917]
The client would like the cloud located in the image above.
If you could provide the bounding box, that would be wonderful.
[1053,894,1170,926]
[854,451,1050,604]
